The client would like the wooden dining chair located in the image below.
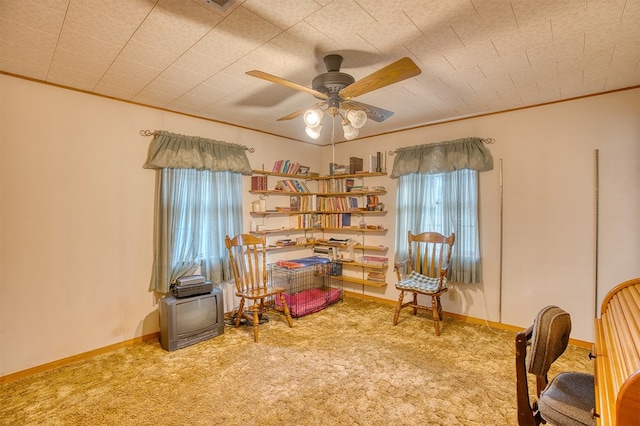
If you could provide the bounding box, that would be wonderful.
[225,233,293,342]
[392,231,455,336]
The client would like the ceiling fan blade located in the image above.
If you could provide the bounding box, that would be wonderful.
[277,102,327,121]
[246,70,328,100]
[342,100,393,123]
[339,57,421,100]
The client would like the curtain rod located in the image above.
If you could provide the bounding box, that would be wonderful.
[388,137,495,155]
[139,129,255,153]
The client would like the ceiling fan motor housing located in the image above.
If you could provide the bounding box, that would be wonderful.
[312,54,355,108]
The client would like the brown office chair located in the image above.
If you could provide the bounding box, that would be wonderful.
[392,231,455,336]
[515,305,595,426]
[225,233,293,342]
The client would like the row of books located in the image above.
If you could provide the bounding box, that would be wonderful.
[272,160,308,175]
[274,179,310,193]
[317,179,369,193]
[250,175,268,191]
[316,196,359,212]
[288,213,352,229]
[288,195,314,211]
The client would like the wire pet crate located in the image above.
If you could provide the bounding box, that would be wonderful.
[269,258,343,318]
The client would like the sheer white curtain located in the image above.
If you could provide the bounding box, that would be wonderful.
[392,137,493,284]
[395,170,481,283]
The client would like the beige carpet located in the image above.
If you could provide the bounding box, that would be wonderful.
[0,295,592,425]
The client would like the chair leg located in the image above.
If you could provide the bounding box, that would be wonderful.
[235,298,245,328]
[431,296,441,336]
[280,293,293,328]
[393,290,405,325]
[252,305,260,342]
[436,296,443,320]
[412,292,418,316]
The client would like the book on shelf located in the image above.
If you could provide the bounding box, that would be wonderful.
[272,160,307,175]
[349,157,363,174]
[274,179,309,193]
[290,196,300,211]
[366,271,386,282]
[251,175,268,191]
[345,178,354,192]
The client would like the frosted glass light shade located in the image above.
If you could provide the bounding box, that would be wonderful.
[342,121,359,140]
[303,109,324,127]
[305,124,322,139]
[345,110,367,129]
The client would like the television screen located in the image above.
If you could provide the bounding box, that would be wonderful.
[176,296,218,336]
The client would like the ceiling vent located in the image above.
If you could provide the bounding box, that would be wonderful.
[202,0,235,11]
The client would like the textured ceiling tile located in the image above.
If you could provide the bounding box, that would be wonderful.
[56,27,122,64]
[551,0,626,42]
[93,77,148,101]
[116,40,178,71]
[202,71,253,93]
[103,57,163,87]
[303,0,377,40]
[63,2,140,46]
[442,39,499,70]
[492,19,553,57]
[159,64,208,88]
[477,52,530,79]
[452,0,518,43]
[0,56,50,81]
[0,1,66,35]
[402,0,475,32]
[131,0,222,55]
[188,82,233,104]
[46,64,102,91]
[139,77,192,99]
[356,9,423,52]
[557,48,614,78]
[172,50,228,76]
[404,26,464,60]
[511,0,586,27]
[52,47,115,77]
[610,41,640,73]
[243,0,321,30]
[131,89,177,107]
[0,19,59,61]
[585,20,640,55]
[191,6,281,63]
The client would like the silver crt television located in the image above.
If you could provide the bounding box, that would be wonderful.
[159,287,224,351]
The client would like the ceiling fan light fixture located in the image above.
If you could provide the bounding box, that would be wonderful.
[342,120,359,140]
[345,110,367,129]
[305,124,322,139]
[303,108,324,127]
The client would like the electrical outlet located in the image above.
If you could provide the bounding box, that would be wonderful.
[448,289,456,301]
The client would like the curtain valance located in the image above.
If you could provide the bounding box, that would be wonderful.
[390,137,494,178]
[143,130,252,174]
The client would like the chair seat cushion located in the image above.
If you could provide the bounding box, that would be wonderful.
[396,271,445,294]
[538,372,596,426]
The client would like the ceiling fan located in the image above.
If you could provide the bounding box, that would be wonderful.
[246,54,421,139]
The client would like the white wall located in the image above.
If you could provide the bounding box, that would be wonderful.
[1,73,638,377]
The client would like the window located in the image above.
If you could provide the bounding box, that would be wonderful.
[149,168,243,293]
[144,130,252,294]
[395,170,481,283]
